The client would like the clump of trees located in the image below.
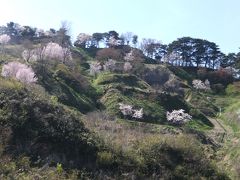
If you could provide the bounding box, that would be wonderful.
[0,22,71,45]
[166,109,192,124]
[1,61,37,83]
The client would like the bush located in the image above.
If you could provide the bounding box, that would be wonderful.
[211,83,225,94]
[226,84,240,96]
[208,69,233,86]
[142,67,170,87]
[0,86,97,168]
[97,151,115,168]
[96,48,123,61]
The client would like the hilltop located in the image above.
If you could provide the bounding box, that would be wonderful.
[0,22,240,179]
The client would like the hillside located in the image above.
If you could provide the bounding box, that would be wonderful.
[0,33,239,179]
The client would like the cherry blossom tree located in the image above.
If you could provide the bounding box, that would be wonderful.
[1,61,37,84]
[119,103,133,116]
[90,61,102,76]
[166,109,192,124]
[103,59,116,71]
[0,34,11,44]
[0,34,11,54]
[107,37,121,47]
[123,62,132,72]
[192,79,211,90]
[119,103,143,119]
[161,51,182,65]
[74,33,92,48]
[16,68,38,84]
[132,108,143,119]
[124,50,135,61]
[22,49,36,62]
[43,42,72,63]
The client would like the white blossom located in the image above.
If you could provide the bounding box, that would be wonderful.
[108,37,121,47]
[132,108,143,119]
[0,34,10,44]
[1,61,37,84]
[192,79,210,90]
[119,103,143,119]
[103,59,116,71]
[16,68,38,84]
[123,62,132,72]
[43,42,72,62]
[22,49,37,62]
[75,33,92,47]
[90,61,102,76]
[166,109,192,124]
[119,103,133,116]
[124,50,134,61]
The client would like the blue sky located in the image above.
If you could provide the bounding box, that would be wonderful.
[0,0,239,53]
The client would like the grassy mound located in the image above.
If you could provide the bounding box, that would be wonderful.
[35,64,97,113]
[0,81,97,169]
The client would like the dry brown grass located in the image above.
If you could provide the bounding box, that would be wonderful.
[83,111,182,151]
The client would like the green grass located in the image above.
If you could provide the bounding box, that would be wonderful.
[94,72,150,90]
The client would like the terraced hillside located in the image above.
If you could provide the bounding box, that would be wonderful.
[0,42,237,179]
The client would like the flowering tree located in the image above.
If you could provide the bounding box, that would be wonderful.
[103,59,116,71]
[0,34,11,54]
[44,42,63,59]
[43,42,72,63]
[107,37,121,47]
[119,103,133,116]
[74,33,92,48]
[166,109,192,124]
[1,61,37,84]
[132,108,143,119]
[22,49,36,62]
[119,103,143,119]
[124,50,135,61]
[90,61,102,76]
[192,79,211,90]
[161,51,182,65]
[22,42,72,64]
[0,34,11,44]
[123,62,133,72]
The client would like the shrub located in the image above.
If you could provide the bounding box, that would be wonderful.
[211,83,225,94]
[97,151,115,168]
[96,48,122,61]
[143,67,170,87]
[225,84,239,96]
[208,68,233,86]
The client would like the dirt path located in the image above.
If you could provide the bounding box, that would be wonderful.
[207,117,233,144]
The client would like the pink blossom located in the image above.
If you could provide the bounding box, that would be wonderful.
[90,61,102,76]
[1,61,37,84]
[0,34,11,44]
[123,62,132,72]
[103,59,116,71]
